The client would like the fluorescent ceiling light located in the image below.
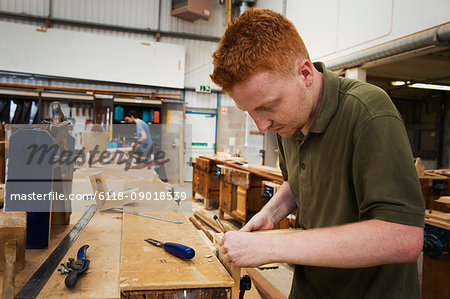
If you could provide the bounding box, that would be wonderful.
[390,81,450,91]
[41,92,94,101]
[113,97,162,105]
[391,81,406,86]
[0,89,39,97]
[409,83,450,91]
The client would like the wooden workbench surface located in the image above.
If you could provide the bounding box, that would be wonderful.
[38,210,123,298]
[200,156,284,183]
[1,165,234,298]
[0,210,122,298]
[120,210,234,293]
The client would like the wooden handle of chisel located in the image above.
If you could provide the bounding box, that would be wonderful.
[2,241,17,299]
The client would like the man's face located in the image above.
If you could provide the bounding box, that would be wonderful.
[229,64,316,138]
[124,116,134,124]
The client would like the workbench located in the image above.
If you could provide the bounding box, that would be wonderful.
[193,156,283,226]
[192,157,221,210]
[419,169,450,213]
[0,165,235,298]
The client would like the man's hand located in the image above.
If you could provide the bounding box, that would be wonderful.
[240,181,297,232]
[221,231,272,267]
[240,210,275,232]
[131,141,141,150]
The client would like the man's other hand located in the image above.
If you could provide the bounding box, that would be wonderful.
[240,210,275,232]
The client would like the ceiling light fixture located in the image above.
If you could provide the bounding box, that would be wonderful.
[409,83,450,91]
[390,81,450,91]
[391,81,406,86]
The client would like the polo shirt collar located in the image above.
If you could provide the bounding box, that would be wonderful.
[308,62,340,134]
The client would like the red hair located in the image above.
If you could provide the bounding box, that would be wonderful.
[211,8,310,92]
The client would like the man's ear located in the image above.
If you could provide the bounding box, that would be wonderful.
[296,59,314,87]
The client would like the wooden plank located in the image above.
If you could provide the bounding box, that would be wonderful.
[189,216,214,241]
[431,169,450,177]
[425,210,450,223]
[0,211,27,299]
[3,240,17,298]
[194,209,222,232]
[435,196,450,204]
[0,212,26,271]
[120,200,234,294]
[194,209,235,233]
[421,169,450,179]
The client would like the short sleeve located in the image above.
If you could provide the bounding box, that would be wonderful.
[352,116,425,227]
[136,121,144,135]
[276,134,289,181]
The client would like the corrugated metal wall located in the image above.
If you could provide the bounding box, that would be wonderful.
[0,0,49,15]
[0,0,226,35]
[0,0,231,109]
[52,0,160,29]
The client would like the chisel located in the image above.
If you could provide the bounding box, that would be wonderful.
[145,238,195,259]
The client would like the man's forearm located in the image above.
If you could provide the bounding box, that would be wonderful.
[223,219,423,268]
[138,130,148,143]
[264,220,423,267]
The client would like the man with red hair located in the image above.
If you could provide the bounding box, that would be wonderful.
[211,8,424,298]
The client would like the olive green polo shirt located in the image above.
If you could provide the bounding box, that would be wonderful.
[277,62,425,299]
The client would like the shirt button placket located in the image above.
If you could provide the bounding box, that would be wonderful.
[300,142,307,170]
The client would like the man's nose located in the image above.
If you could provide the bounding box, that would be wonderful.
[254,118,272,132]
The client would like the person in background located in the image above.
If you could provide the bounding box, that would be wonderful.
[124,112,153,162]
[210,8,425,298]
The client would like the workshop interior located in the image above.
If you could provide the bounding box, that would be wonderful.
[0,0,449,298]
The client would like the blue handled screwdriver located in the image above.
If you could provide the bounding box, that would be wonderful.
[145,238,195,259]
